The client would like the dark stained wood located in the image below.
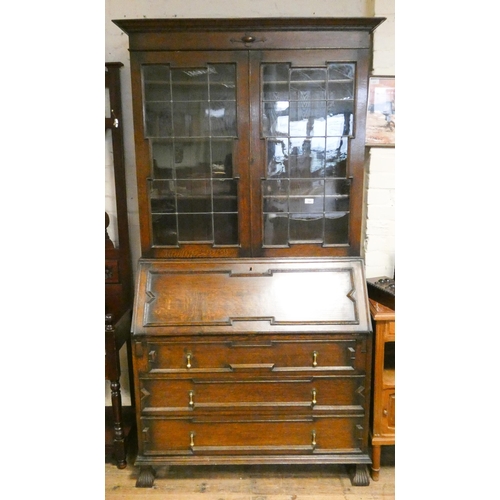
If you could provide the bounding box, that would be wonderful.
[113,18,384,259]
[130,257,373,487]
[105,62,135,469]
[111,17,386,489]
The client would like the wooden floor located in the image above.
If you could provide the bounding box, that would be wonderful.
[105,446,395,499]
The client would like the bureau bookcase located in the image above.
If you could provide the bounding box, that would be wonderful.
[113,17,384,488]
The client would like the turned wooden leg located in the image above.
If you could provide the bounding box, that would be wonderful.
[371,445,381,481]
[110,379,127,469]
[349,464,370,486]
[136,466,156,488]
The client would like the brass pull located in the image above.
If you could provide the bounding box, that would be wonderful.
[230,35,266,45]
[311,430,317,449]
[188,391,194,408]
[383,409,388,416]
[311,389,317,407]
[148,350,157,363]
[312,351,318,367]
[186,353,192,369]
[189,431,195,448]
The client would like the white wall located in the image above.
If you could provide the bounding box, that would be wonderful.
[364,0,395,279]
[105,0,395,404]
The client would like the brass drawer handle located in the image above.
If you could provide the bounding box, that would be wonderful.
[312,351,318,367]
[188,391,195,408]
[190,431,195,448]
[230,35,266,45]
[311,389,317,407]
[186,353,192,369]
[311,430,317,449]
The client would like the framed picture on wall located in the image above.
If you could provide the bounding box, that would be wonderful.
[366,76,395,147]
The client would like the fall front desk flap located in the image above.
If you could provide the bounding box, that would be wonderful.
[132,258,371,336]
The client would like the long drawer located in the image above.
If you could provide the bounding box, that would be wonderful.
[139,375,367,414]
[140,416,367,455]
[134,337,367,374]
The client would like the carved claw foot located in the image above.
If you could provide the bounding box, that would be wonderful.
[136,466,156,488]
[348,464,370,486]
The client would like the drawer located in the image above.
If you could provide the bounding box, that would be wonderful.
[134,337,364,374]
[139,415,367,455]
[139,375,367,413]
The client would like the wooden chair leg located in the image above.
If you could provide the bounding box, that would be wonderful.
[110,379,127,469]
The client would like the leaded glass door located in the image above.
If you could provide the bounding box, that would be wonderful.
[250,50,369,257]
[131,51,251,258]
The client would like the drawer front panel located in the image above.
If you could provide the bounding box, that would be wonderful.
[140,375,367,413]
[140,416,366,455]
[380,389,395,434]
[135,338,364,374]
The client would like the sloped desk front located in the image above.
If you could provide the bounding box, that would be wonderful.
[130,258,373,486]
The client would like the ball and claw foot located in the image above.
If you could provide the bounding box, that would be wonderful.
[136,466,156,488]
[349,464,370,486]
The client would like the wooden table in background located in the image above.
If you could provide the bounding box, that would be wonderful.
[369,299,395,481]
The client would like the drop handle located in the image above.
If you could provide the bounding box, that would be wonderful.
[311,389,317,407]
[186,353,192,369]
[311,430,317,449]
[188,391,195,408]
[189,431,195,448]
[312,351,318,367]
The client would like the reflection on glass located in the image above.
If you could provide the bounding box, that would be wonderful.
[261,62,355,246]
[144,63,239,247]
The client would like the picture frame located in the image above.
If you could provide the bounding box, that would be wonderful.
[366,76,395,147]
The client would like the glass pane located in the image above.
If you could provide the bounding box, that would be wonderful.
[173,101,209,137]
[150,180,175,213]
[324,213,349,244]
[263,64,289,97]
[266,140,288,177]
[290,69,327,100]
[289,215,323,242]
[178,214,212,242]
[289,101,326,136]
[152,141,174,178]
[172,141,211,178]
[263,197,288,213]
[145,102,172,137]
[263,179,289,196]
[325,137,347,178]
[209,64,236,101]
[209,101,237,137]
[325,179,350,195]
[214,214,238,245]
[289,196,323,213]
[213,180,238,212]
[171,68,209,101]
[211,141,233,178]
[152,214,177,246]
[327,101,353,136]
[263,214,289,246]
[263,101,289,137]
[327,63,355,81]
[325,196,350,212]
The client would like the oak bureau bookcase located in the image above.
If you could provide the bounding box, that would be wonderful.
[113,17,385,488]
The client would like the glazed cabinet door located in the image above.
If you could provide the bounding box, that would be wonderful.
[130,51,252,258]
[250,49,370,257]
[130,47,371,259]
